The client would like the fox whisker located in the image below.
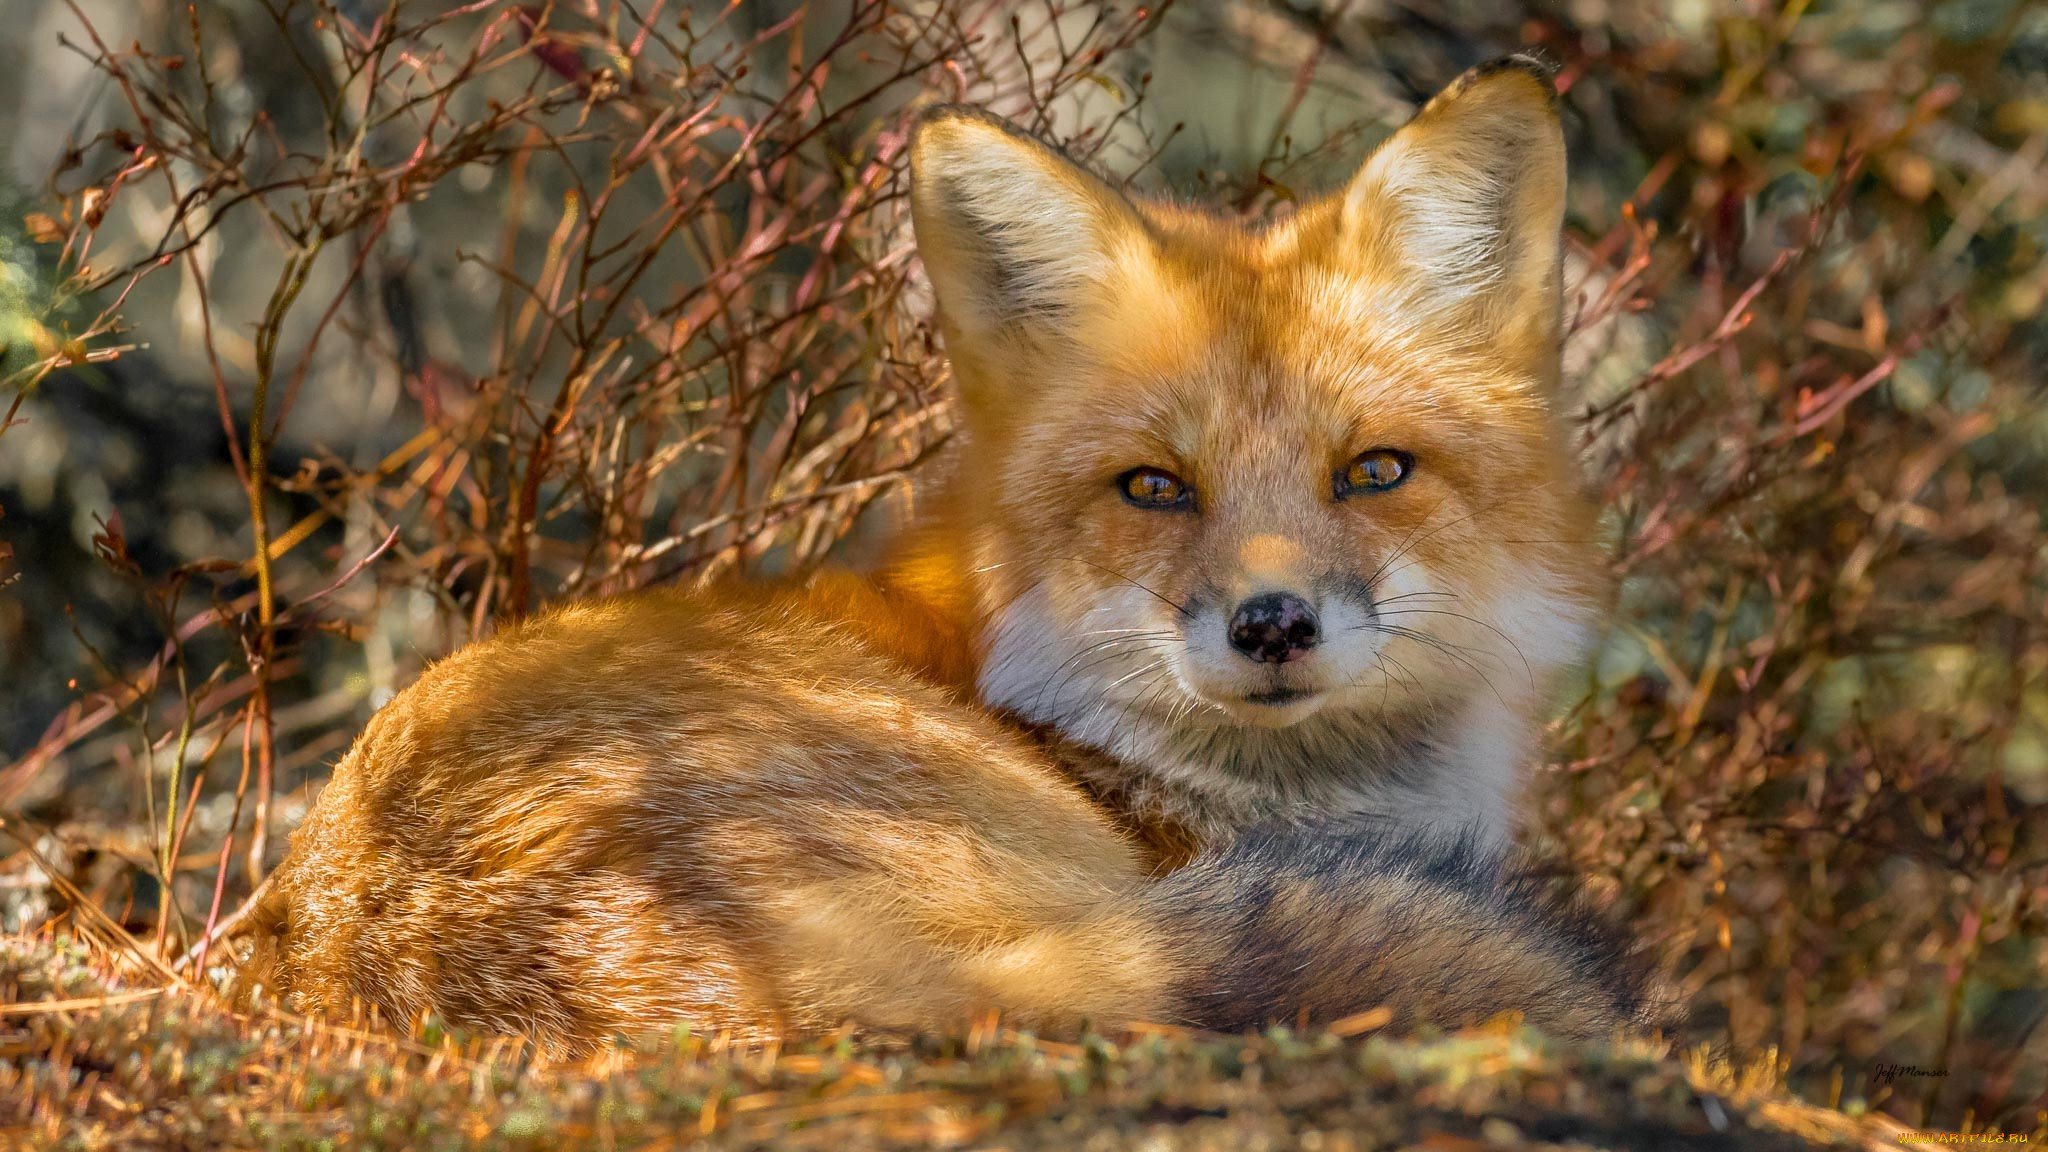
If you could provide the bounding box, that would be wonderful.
[1369,623,1510,707]
[1030,632,1178,718]
[1079,658,1176,731]
[1371,590,1458,608]
[1375,607,1534,685]
[1048,555,1196,619]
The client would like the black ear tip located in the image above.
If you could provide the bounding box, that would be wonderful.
[1450,54,1562,107]
[914,102,983,128]
[1471,53,1559,81]
[912,102,1026,144]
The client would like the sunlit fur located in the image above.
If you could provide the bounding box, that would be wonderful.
[246,59,1646,1052]
[248,588,1175,1045]
[246,585,1653,1051]
[897,58,1598,847]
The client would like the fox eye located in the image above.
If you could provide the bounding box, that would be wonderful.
[1118,466,1192,509]
[1338,449,1412,496]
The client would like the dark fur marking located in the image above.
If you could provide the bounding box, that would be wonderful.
[1155,819,1665,1036]
[1447,54,1561,109]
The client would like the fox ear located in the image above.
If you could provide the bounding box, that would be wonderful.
[1339,57,1568,367]
[910,107,1150,343]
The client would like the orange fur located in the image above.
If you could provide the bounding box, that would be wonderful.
[900,58,1597,846]
[247,58,1640,1051]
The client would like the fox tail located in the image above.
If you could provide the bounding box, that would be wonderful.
[1146,822,1666,1039]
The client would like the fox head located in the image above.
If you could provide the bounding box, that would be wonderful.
[907,59,1600,806]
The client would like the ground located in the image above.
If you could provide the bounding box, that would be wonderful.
[2,934,1931,1152]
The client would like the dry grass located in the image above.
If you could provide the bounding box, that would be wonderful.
[1,932,1924,1150]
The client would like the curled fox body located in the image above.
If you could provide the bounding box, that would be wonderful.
[249,59,1651,1049]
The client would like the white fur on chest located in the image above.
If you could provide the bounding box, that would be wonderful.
[977,586,1547,845]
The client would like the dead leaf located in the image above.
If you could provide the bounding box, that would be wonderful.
[22,213,65,244]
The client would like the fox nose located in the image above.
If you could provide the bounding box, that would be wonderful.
[1227,592,1321,664]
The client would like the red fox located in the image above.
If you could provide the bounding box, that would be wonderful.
[243,58,1649,1050]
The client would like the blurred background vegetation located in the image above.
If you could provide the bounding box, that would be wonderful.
[0,0,2043,1136]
